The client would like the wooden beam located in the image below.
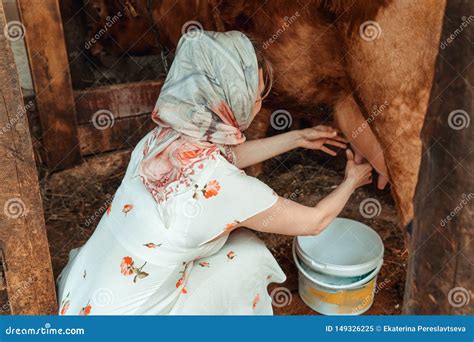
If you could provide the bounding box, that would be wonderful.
[0,3,57,315]
[403,0,473,314]
[74,80,163,124]
[16,0,82,170]
[78,114,156,156]
[25,80,163,161]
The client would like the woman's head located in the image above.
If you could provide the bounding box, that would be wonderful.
[140,31,273,203]
[152,31,271,145]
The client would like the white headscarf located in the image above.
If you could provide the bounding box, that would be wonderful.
[138,31,259,203]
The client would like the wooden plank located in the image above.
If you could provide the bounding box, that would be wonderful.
[74,80,163,124]
[17,0,82,170]
[77,114,156,156]
[403,0,473,314]
[25,80,162,161]
[0,3,57,315]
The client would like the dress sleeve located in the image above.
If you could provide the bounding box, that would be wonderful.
[182,156,278,247]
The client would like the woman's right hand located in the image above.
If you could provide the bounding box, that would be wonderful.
[344,149,373,190]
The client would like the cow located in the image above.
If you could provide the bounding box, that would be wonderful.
[83,0,446,229]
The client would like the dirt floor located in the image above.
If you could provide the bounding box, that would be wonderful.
[41,146,407,315]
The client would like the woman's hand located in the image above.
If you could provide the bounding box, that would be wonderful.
[234,125,346,169]
[296,125,348,156]
[344,149,373,190]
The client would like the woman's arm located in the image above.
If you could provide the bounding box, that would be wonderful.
[236,150,372,236]
[233,126,347,169]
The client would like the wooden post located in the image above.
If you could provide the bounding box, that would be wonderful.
[0,3,57,314]
[16,0,82,170]
[403,0,473,314]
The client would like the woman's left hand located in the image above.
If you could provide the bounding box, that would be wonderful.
[296,125,348,156]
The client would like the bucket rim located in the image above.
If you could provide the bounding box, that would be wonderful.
[295,218,384,277]
[293,240,383,290]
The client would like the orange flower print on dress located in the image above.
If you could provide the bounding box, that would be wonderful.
[227,251,236,260]
[106,204,112,216]
[60,301,70,315]
[252,293,260,310]
[203,180,220,199]
[181,287,188,294]
[59,293,71,315]
[199,261,210,268]
[79,301,92,316]
[120,256,149,282]
[176,262,187,289]
[143,242,162,249]
[120,256,134,276]
[122,204,134,215]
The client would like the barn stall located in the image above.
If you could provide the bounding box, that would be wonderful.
[0,0,471,315]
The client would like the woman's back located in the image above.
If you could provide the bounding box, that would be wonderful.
[57,128,285,315]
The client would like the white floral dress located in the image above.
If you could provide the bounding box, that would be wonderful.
[57,129,286,315]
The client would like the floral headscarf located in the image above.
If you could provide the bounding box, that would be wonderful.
[138,31,259,203]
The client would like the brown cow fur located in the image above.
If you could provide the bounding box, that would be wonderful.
[338,0,446,223]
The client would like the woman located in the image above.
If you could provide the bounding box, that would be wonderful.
[57,31,373,315]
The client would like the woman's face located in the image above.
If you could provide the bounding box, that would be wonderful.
[252,68,265,119]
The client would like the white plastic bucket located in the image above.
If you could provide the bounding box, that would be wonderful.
[295,218,384,277]
[293,218,384,315]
